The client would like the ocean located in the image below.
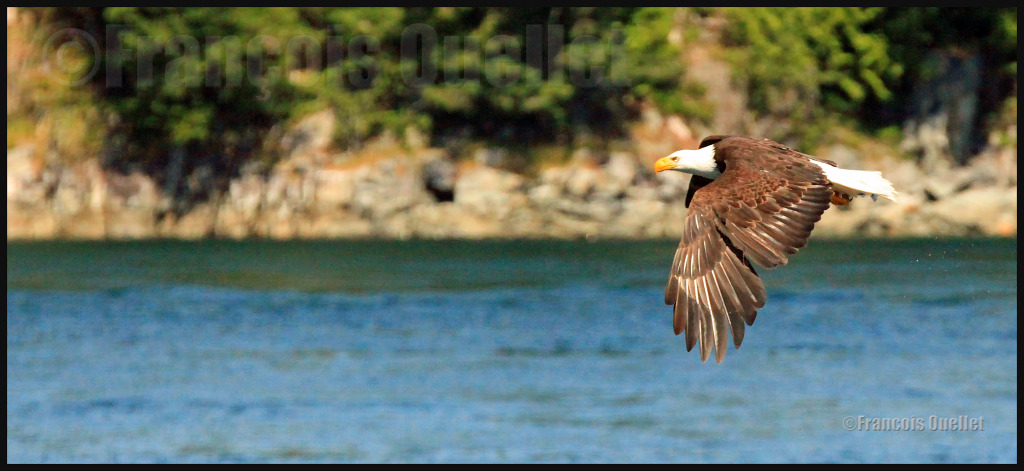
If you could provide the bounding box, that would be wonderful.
[6,238,1018,463]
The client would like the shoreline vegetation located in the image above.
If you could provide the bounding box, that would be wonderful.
[6,8,1017,240]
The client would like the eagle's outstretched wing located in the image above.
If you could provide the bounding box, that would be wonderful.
[665,137,832,362]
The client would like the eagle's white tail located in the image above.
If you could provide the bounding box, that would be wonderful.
[812,161,897,201]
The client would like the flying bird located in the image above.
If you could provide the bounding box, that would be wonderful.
[654,135,897,363]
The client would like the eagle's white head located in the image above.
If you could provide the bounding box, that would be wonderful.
[654,145,721,180]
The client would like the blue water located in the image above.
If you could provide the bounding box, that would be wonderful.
[6,238,1018,463]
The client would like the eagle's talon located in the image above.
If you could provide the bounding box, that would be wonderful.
[831,192,852,206]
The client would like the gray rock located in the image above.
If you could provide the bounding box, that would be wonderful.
[924,185,1017,236]
[454,166,526,221]
[351,157,432,221]
[604,152,638,189]
[900,51,984,166]
[564,166,600,199]
[474,147,510,168]
[421,155,457,201]
[281,109,335,162]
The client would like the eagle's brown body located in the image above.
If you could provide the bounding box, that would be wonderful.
[657,135,895,363]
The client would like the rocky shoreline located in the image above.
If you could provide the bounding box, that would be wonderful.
[8,8,1016,243]
[7,122,1017,241]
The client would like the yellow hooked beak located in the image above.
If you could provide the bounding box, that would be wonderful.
[654,156,677,173]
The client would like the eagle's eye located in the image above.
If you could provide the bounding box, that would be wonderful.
[672,156,679,162]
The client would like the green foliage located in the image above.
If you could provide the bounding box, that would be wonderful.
[716,7,1017,148]
[409,7,703,145]
[719,7,902,146]
[866,8,1018,128]
[621,8,710,122]
[42,7,704,172]
[6,7,107,160]
[11,7,1018,176]
[93,7,317,176]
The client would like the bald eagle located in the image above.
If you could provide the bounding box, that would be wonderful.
[654,135,897,363]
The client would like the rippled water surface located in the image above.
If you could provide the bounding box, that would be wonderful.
[7,238,1017,463]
